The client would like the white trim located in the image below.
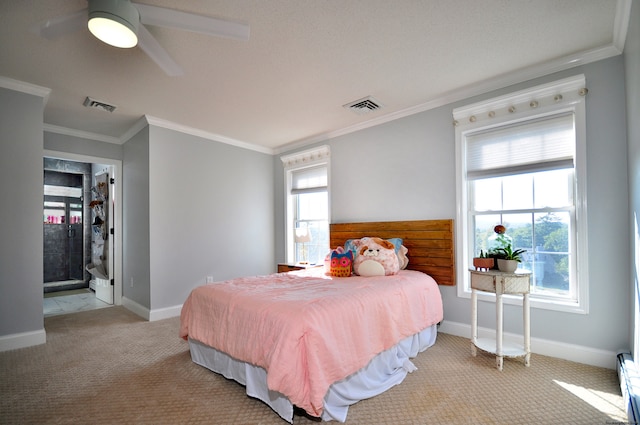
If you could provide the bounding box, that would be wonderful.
[613,0,633,53]
[121,298,181,321]
[275,41,623,154]
[0,76,51,104]
[572,98,590,314]
[120,116,149,143]
[281,146,331,264]
[439,320,617,370]
[452,75,586,124]
[454,76,589,314]
[42,114,276,155]
[44,124,120,144]
[121,296,149,320]
[144,115,274,154]
[280,145,330,169]
[0,329,46,352]
[149,304,183,321]
[43,150,124,308]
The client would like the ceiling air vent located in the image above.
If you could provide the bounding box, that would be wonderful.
[343,96,383,115]
[83,96,116,113]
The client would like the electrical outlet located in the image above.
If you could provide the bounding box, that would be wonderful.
[206,276,214,284]
[130,277,134,288]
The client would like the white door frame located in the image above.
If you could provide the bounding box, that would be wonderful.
[44,150,123,306]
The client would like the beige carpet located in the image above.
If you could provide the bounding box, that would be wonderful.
[0,306,627,424]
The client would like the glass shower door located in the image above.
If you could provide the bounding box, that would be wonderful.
[43,178,84,285]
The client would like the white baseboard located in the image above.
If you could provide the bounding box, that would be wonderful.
[121,296,150,320]
[149,304,182,321]
[0,328,46,352]
[438,320,617,370]
[0,301,183,352]
[121,297,182,321]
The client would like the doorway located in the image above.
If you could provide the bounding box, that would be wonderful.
[43,166,88,291]
[43,152,122,316]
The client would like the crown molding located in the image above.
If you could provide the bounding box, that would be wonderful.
[142,115,274,155]
[43,123,120,144]
[0,76,51,104]
[119,116,149,143]
[42,115,275,153]
[613,0,632,53]
[278,41,626,154]
[452,74,586,122]
[280,145,330,169]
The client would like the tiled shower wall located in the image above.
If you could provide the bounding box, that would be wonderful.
[43,158,92,286]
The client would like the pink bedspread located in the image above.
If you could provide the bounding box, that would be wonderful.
[179,268,443,417]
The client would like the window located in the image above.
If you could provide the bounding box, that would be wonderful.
[282,146,330,265]
[454,75,588,313]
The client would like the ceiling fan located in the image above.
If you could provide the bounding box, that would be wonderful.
[32,0,250,76]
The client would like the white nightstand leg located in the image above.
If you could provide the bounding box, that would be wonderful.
[471,289,477,357]
[523,293,531,367]
[496,290,503,371]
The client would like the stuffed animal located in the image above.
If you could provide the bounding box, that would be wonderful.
[324,246,353,277]
[329,249,353,277]
[353,237,400,276]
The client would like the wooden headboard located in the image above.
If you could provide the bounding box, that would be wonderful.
[330,219,455,286]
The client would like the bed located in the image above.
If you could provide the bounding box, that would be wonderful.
[179,219,454,422]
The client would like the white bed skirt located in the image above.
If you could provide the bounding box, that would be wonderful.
[188,324,438,423]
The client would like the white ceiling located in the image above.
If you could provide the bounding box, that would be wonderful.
[0,0,631,153]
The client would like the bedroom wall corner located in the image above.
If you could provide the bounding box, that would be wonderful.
[122,126,152,312]
[146,125,275,313]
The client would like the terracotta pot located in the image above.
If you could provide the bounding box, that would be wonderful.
[473,257,494,271]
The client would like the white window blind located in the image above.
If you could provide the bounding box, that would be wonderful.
[290,165,327,194]
[466,113,575,180]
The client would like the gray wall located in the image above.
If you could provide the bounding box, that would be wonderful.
[122,127,151,308]
[123,125,275,312]
[625,0,640,357]
[276,56,630,354]
[331,107,456,222]
[0,88,45,338]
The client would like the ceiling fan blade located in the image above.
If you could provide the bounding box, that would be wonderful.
[134,3,250,41]
[137,24,184,77]
[32,9,87,40]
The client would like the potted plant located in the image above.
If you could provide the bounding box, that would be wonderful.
[486,224,511,269]
[472,250,494,271]
[494,245,526,273]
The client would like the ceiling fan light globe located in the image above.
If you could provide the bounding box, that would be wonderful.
[88,17,137,48]
[88,0,139,48]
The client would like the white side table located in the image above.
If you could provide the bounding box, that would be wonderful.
[470,269,531,371]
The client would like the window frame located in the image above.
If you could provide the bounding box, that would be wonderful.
[281,146,331,265]
[454,75,589,314]
[291,190,328,264]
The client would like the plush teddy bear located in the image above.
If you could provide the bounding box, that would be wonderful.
[353,237,400,276]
